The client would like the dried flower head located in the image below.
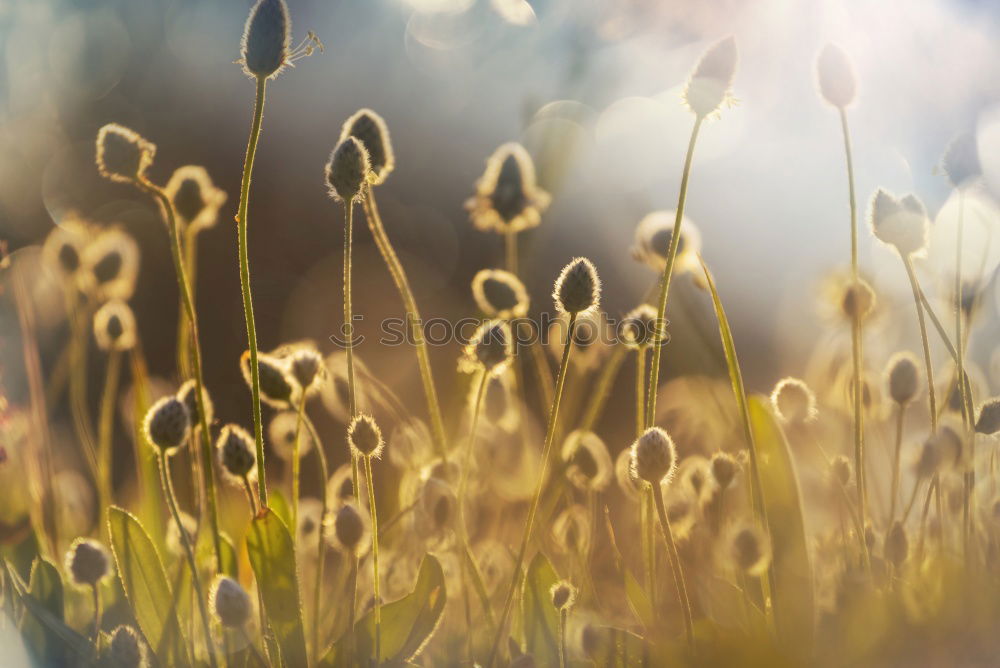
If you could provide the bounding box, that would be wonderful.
[631,210,701,274]
[144,396,190,454]
[165,165,228,233]
[621,304,660,349]
[267,411,314,460]
[462,319,514,376]
[96,123,156,184]
[553,257,601,316]
[340,109,395,185]
[80,227,140,301]
[42,216,92,280]
[326,136,371,203]
[65,537,110,586]
[561,430,612,492]
[683,37,738,118]
[976,398,1000,435]
[884,521,908,567]
[241,351,294,408]
[93,299,137,352]
[868,188,929,258]
[177,379,214,428]
[550,580,577,611]
[466,143,551,234]
[886,351,921,406]
[729,524,771,576]
[108,625,146,668]
[210,576,252,628]
[770,377,817,424]
[348,414,384,458]
[328,501,370,557]
[630,426,677,484]
[816,43,856,108]
[941,132,981,188]
[471,269,530,319]
[710,451,739,490]
[216,424,257,483]
[288,346,327,398]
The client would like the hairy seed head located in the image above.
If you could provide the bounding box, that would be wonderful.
[288,347,326,397]
[841,277,875,322]
[96,123,156,184]
[621,304,660,349]
[216,424,257,482]
[710,451,739,490]
[144,396,190,453]
[976,398,1000,435]
[210,576,252,628]
[326,136,371,203]
[630,426,677,484]
[65,537,110,586]
[177,379,214,428]
[165,165,228,233]
[561,430,612,492]
[553,257,601,315]
[241,351,294,408]
[108,625,146,668]
[348,414,384,458]
[886,351,921,406]
[466,143,550,234]
[241,0,291,79]
[683,36,738,118]
[328,502,370,557]
[463,319,514,376]
[340,109,395,185]
[868,188,928,257]
[550,580,577,611]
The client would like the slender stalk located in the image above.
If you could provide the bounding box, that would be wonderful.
[652,482,695,647]
[90,584,101,642]
[645,117,702,428]
[237,76,270,505]
[504,228,518,275]
[158,454,217,668]
[346,556,359,666]
[902,258,939,435]
[635,348,647,438]
[837,108,867,524]
[642,486,657,623]
[242,475,258,517]
[889,403,906,524]
[138,180,222,573]
[487,313,578,668]
[363,455,382,664]
[177,227,198,381]
[291,396,307,534]
[558,608,568,668]
[302,414,330,660]
[97,349,121,529]
[362,189,448,459]
[342,200,361,507]
[579,344,627,432]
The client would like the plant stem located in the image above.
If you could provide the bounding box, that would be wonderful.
[652,482,695,647]
[158,454,217,668]
[558,608,568,668]
[237,76,270,506]
[242,475,258,517]
[902,257,939,435]
[301,414,330,661]
[342,199,362,507]
[139,180,222,573]
[838,108,867,525]
[457,371,490,644]
[635,348,647,439]
[291,395,307,536]
[363,455,382,664]
[645,117,702,428]
[579,344,627,432]
[889,403,906,524]
[504,227,518,275]
[177,226,198,381]
[97,349,121,527]
[346,555,359,667]
[91,584,101,642]
[362,189,448,460]
[487,313,578,668]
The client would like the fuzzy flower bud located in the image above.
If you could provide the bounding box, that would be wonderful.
[886,351,921,406]
[471,269,530,319]
[868,188,929,258]
[210,576,252,628]
[108,625,146,668]
[216,424,257,482]
[288,347,326,397]
[710,451,739,490]
[466,143,550,234]
[770,377,817,424]
[683,37,738,118]
[463,319,514,376]
[941,132,981,188]
[144,397,190,453]
[326,137,371,203]
[630,427,677,484]
[241,0,290,79]
[328,502,370,557]
[65,538,110,586]
[621,304,660,349]
[816,43,856,108]
[340,109,395,185]
[550,580,577,611]
[96,124,156,184]
[93,300,137,352]
[841,278,876,322]
[241,351,294,408]
[177,379,213,428]
[553,257,601,316]
[730,525,771,576]
[348,414,384,458]
[976,398,1000,435]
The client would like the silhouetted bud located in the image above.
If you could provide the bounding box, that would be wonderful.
[96,124,156,184]
[210,576,251,627]
[241,0,290,79]
[66,538,110,586]
[770,377,817,424]
[886,351,920,405]
[816,43,856,108]
[326,136,371,203]
[550,580,577,610]
[144,397,190,453]
[630,427,677,484]
[471,269,529,319]
[216,424,257,482]
[348,414,384,458]
[554,257,601,315]
[340,109,395,185]
[684,37,738,117]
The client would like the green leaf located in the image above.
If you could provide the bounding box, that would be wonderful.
[107,506,191,667]
[268,488,293,533]
[18,557,66,665]
[748,396,815,653]
[246,509,308,668]
[623,568,653,630]
[321,553,447,666]
[521,552,559,666]
[4,560,94,666]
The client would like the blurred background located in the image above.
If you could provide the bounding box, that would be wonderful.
[4,0,1000,479]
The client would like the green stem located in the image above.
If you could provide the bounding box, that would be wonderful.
[635,348,647,439]
[177,227,198,381]
[91,584,100,643]
[362,189,448,460]
[645,117,702,428]
[954,193,974,560]
[97,349,121,528]
[363,455,381,664]
[558,608,568,668]
[139,180,222,573]
[342,199,362,507]
[302,414,330,661]
[902,257,939,434]
[158,454,217,668]
[652,482,695,646]
[889,403,906,524]
[487,312,578,668]
[291,396,306,536]
[237,76,269,506]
